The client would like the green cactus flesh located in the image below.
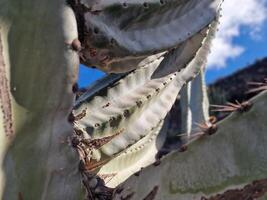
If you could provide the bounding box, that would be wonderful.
[113,91,267,200]
[180,67,210,138]
[0,1,83,199]
[73,18,218,187]
[71,0,222,73]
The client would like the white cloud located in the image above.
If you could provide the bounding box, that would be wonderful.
[207,0,267,69]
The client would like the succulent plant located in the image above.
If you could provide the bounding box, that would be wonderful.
[0,1,82,199]
[2,0,267,199]
[113,90,267,200]
[72,17,219,188]
[70,0,222,73]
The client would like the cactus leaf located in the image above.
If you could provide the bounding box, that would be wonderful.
[113,91,267,200]
[73,18,218,187]
[0,2,82,199]
[70,0,222,72]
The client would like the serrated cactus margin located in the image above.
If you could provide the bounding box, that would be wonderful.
[72,18,219,190]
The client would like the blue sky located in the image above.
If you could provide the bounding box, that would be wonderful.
[206,21,267,83]
[78,0,267,88]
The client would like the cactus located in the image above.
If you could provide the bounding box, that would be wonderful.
[113,91,267,200]
[0,1,82,199]
[3,0,264,200]
[180,67,210,138]
[72,17,219,188]
[69,0,222,73]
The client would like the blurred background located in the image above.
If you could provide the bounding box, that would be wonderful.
[78,0,267,87]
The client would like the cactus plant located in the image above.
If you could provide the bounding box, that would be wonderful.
[113,91,267,200]
[2,0,267,199]
[0,1,82,199]
[72,17,219,188]
[69,0,222,73]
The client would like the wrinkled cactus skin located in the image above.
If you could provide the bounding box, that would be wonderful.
[72,17,219,189]
[113,91,267,200]
[0,1,83,199]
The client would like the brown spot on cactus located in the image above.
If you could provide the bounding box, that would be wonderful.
[143,2,149,8]
[122,2,128,8]
[160,0,165,5]
[71,137,80,148]
[18,192,23,200]
[195,120,218,136]
[102,102,110,108]
[71,38,82,52]
[110,115,123,127]
[0,33,13,137]
[201,178,267,200]
[121,192,135,200]
[179,145,188,152]
[72,82,79,93]
[115,187,124,194]
[93,28,99,34]
[136,100,142,107]
[153,160,161,166]
[89,47,97,57]
[123,109,130,118]
[68,108,87,123]
[143,186,159,200]
[74,127,84,136]
[134,171,140,177]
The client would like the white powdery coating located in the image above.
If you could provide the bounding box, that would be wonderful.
[207,0,267,68]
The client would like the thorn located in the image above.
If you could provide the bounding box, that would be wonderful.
[81,129,124,149]
[247,78,267,93]
[211,101,252,113]
[179,145,188,152]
